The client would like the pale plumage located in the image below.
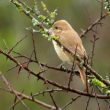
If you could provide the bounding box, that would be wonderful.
[51,20,87,85]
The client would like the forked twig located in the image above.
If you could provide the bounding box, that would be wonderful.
[0,73,61,110]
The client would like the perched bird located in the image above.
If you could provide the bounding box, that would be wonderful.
[50,20,87,85]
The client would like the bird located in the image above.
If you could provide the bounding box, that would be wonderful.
[49,20,87,86]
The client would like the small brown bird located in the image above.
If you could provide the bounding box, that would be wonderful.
[50,20,87,85]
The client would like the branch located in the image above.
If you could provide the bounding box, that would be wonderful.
[53,40,110,87]
[80,13,108,38]
[10,0,110,87]
[0,73,61,110]
[0,49,110,99]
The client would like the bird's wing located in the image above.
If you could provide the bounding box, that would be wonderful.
[59,29,87,59]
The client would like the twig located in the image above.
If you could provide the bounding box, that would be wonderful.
[85,87,94,110]
[90,35,99,66]
[10,97,24,110]
[85,96,91,110]
[31,32,43,70]
[94,89,101,110]
[32,88,63,97]
[17,0,39,16]
[11,0,33,19]
[31,32,38,62]
[0,49,110,99]
[62,95,81,110]
[11,0,45,30]
[68,45,78,88]
[53,39,110,87]
[80,13,108,38]
[12,50,79,75]
[26,50,34,68]
[8,35,28,54]
[11,0,110,87]
[0,73,61,110]
[0,72,30,110]
[49,92,59,110]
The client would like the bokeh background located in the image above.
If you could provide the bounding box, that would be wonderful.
[0,0,110,110]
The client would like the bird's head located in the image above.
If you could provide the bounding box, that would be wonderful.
[49,20,72,36]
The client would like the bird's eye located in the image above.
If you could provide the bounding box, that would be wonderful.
[54,26,59,29]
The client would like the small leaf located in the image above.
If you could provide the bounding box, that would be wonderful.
[38,15,46,21]
[104,0,110,13]
[32,18,39,26]
[50,9,57,19]
[47,35,59,41]
[91,78,107,88]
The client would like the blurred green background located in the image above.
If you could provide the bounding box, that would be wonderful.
[0,0,110,110]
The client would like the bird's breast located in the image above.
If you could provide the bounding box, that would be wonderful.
[52,40,73,64]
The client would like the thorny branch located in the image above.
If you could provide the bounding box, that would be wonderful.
[10,0,110,86]
[32,88,63,97]
[0,73,61,110]
[0,0,110,110]
[0,49,110,99]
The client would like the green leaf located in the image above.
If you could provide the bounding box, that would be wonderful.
[47,35,59,41]
[104,0,110,13]
[50,9,57,19]
[32,18,39,26]
[38,15,46,21]
[91,78,107,88]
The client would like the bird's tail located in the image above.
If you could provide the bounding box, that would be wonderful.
[78,66,87,86]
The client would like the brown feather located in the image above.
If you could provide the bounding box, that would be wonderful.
[51,20,87,85]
